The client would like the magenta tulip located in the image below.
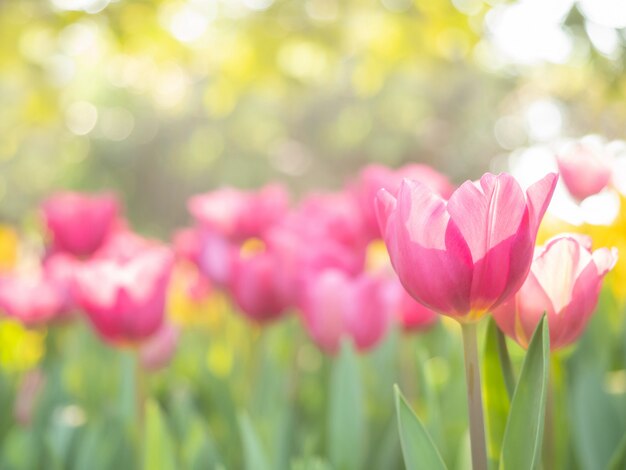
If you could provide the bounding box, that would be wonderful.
[556,142,612,201]
[493,234,617,350]
[73,244,174,344]
[298,269,393,354]
[228,249,290,323]
[42,192,119,257]
[389,279,438,332]
[376,172,558,322]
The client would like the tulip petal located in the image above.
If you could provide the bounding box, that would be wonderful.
[384,180,472,316]
[525,172,558,233]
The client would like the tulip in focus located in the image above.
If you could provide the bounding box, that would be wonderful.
[73,243,174,344]
[376,172,558,322]
[298,269,393,354]
[42,192,119,257]
[556,142,613,201]
[493,234,617,350]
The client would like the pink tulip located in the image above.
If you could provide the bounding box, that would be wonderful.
[556,142,612,200]
[73,244,174,344]
[0,272,68,327]
[42,192,119,257]
[172,227,202,265]
[493,234,617,350]
[197,231,237,287]
[228,249,290,323]
[298,269,393,354]
[351,163,455,239]
[188,184,289,241]
[140,323,179,371]
[376,172,558,322]
[42,253,80,320]
[389,280,438,332]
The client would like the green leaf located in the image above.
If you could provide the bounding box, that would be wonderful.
[238,412,271,470]
[327,341,365,470]
[499,316,550,470]
[608,433,626,470]
[570,365,622,470]
[394,385,447,470]
[482,319,512,469]
[143,400,177,470]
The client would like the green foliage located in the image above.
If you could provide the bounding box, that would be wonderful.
[327,341,365,470]
[499,316,550,470]
[394,384,447,470]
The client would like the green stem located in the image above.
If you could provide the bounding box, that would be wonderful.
[495,327,515,398]
[461,322,488,470]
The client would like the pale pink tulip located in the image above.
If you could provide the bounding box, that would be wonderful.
[556,142,612,200]
[298,269,393,354]
[140,323,179,371]
[188,184,288,241]
[351,163,455,239]
[376,172,558,322]
[493,234,617,350]
[0,272,67,327]
[73,244,174,344]
[42,192,119,257]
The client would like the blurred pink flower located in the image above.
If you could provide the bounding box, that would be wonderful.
[351,163,455,239]
[298,269,393,355]
[388,279,438,332]
[73,243,174,344]
[0,267,72,327]
[42,192,119,257]
[140,323,179,371]
[556,142,613,201]
[493,234,617,350]
[229,249,290,323]
[376,172,557,322]
[172,227,202,265]
[188,184,289,241]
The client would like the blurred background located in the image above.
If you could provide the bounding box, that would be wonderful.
[3,0,626,235]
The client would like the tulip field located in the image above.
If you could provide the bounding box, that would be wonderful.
[4,1,626,470]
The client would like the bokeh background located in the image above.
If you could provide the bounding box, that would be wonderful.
[3,0,626,234]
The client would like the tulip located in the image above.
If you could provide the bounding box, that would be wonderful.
[389,280,438,332]
[377,171,557,469]
[298,269,393,354]
[351,163,454,239]
[42,192,119,257]
[0,272,68,327]
[493,234,617,350]
[376,172,558,321]
[556,142,612,201]
[140,323,179,371]
[228,248,290,323]
[73,244,174,344]
[188,184,289,241]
